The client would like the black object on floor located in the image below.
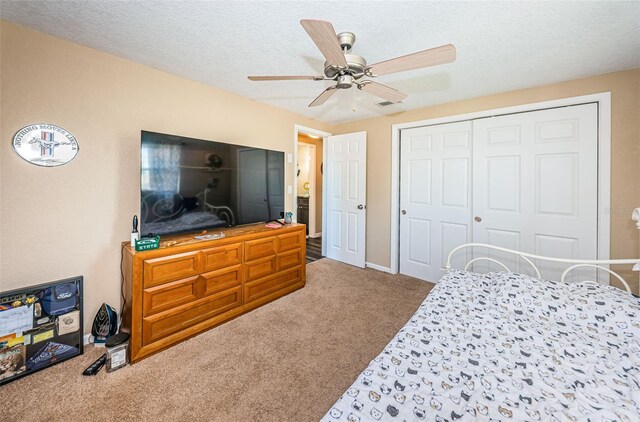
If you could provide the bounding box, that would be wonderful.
[82,354,107,376]
[306,236,323,263]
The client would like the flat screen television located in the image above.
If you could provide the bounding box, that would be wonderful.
[140,131,285,236]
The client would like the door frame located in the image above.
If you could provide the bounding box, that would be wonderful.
[389,92,612,275]
[294,124,331,255]
[297,143,317,237]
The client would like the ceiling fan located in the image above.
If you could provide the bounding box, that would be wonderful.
[248,19,456,107]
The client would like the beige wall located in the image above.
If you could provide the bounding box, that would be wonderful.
[1,18,638,332]
[298,133,323,235]
[334,69,640,293]
[297,144,312,194]
[0,21,330,332]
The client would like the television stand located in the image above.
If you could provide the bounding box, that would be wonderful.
[120,222,306,363]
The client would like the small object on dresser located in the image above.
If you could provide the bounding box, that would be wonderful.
[194,232,225,240]
[105,332,130,372]
[284,212,293,224]
[135,236,160,251]
[130,215,139,247]
[167,230,209,247]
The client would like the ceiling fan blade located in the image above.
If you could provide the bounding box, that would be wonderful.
[300,19,348,68]
[248,75,324,81]
[358,81,408,103]
[366,44,456,76]
[309,86,338,107]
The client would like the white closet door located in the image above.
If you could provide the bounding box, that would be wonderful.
[472,103,598,280]
[326,131,367,268]
[399,121,472,282]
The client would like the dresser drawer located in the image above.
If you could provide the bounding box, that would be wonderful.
[244,267,302,304]
[277,231,304,253]
[143,276,199,316]
[201,265,242,296]
[277,248,303,271]
[144,251,201,288]
[245,237,276,261]
[142,286,242,346]
[244,255,276,282]
[202,243,242,272]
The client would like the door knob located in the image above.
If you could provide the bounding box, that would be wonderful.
[474,216,482,222]
[357,204,365,210]
[401,210,407,215]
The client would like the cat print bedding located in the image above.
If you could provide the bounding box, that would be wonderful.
[322,270,640,422]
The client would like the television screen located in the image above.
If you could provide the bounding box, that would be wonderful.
[140,131,285,236]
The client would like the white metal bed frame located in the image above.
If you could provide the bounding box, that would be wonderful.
[444,243,640,294]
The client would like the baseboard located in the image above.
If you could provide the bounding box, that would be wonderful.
[365,262,393,274]
[310,232,322,238]
[83,333,107,348]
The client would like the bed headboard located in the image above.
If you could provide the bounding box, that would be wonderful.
[446,209,640,294]
[444,243,639,293]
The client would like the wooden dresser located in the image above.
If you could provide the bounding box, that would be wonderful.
[121,223,306,362]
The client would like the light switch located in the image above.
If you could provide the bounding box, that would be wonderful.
[287,185,293,195]
[287,153,293,163]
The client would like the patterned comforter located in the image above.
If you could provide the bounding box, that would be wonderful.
[322,270,640,421]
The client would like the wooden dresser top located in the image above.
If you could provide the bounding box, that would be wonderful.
[123,222,305,256]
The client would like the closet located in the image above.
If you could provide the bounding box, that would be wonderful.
[399,103,598,282]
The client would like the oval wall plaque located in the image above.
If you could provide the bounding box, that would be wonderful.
[12,124,79,167]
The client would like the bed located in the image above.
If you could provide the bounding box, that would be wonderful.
[322,244,640,421]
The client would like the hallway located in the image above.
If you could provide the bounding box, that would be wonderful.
[306,236,323,264]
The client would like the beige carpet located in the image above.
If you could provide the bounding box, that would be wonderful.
[0,259,433,422]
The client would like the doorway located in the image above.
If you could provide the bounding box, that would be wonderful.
[294,125,330,263]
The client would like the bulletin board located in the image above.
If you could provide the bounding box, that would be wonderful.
[0,276,83,385]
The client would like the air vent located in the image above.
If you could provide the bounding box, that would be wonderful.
[377,100,400,107]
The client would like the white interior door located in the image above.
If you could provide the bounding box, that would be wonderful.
[326,132,367,268]
[472,103,598,280]
[399,121,472,282]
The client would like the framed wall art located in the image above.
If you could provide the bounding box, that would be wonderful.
[0,276,83,385]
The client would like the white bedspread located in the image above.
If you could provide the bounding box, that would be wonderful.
[322,270,640,421]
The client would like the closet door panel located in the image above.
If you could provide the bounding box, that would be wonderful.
[399,122,472,282]
[472,103,598,280]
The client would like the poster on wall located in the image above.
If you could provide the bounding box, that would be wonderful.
[0,276,83,385]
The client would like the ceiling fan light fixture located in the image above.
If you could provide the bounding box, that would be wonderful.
[336,75,354,89]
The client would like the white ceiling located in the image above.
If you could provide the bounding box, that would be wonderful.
[2,1,639,124]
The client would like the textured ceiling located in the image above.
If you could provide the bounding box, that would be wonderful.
[2,1,639,124]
